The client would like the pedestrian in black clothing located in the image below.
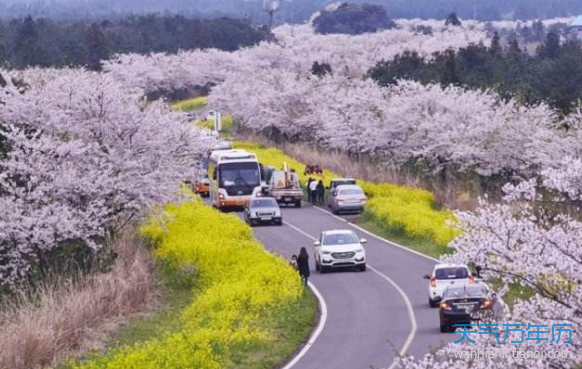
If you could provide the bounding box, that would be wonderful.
[316,180,325,204]
[306,177,313,203]
[297,247,310,286]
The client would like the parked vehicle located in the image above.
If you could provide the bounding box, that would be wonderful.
[438,284,492,333]
[244,197,283,226]
[208,149,263,209]
[314,230,366,272]
[268,163,303,207]
[329,184,367,214]
[328,178,357,192]
[193,176,210,197]
[424,264,475,308]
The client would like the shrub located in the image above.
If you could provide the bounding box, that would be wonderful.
[72,199,302,369]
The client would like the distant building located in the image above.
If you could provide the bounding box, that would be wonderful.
[570,15,582,39]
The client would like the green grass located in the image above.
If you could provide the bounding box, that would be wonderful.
[357,210,453,259]
[171,96,208,112]
[229,289,317,369]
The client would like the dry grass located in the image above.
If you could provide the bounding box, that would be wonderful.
[0,231,157,369]
[237,132,480,211]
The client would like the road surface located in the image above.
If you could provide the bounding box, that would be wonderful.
[235,202,457,369]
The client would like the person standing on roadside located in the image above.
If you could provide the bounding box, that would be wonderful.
[316,180,325,204]
[297,247,310,286]
[306,177,313,203]
[309,178,318,204]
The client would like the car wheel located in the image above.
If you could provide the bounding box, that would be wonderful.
[440,323,450,333]
[315,260,320,272]
[295,200,302,208]
[277,219,283,226]
[358,264,366,272]
[320,265,328,274]
[332,208,339,215]
[429,298,439,308]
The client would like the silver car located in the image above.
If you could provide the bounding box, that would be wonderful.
[244,197,283,226]
[329,184,367,214]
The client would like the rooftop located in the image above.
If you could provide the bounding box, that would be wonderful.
[571,15,582,27]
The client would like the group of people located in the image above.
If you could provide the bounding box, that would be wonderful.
[307,178,325,204]
[290,247,310,286]
[303,164,324,177]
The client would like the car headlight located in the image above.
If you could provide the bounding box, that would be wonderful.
[322,251,331,255]
[355,248,364,253]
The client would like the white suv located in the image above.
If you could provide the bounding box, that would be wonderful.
[314,230,366,273]
[424,263,475,307]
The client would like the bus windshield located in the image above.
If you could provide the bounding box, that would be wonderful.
[219,162,261,191]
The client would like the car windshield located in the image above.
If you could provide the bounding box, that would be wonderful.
[435,267,469,280]
[444,286,485,299]
[219,162,260,189]
[322,232,359,245]
[339,188,364,196]
[250,199,278,208]
[332,180,356,188]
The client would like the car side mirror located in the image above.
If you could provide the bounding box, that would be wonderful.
[423,274,431,280]
[360,238,367,244]
[313,241,321,247]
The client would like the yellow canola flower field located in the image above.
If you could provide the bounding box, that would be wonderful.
[74,200,302,369]
[171,96,208,111]
[234,142,459,250]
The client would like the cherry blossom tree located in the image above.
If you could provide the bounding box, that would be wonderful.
[0,68,215,287]
[211,69,575,177]
[394,169,582,369]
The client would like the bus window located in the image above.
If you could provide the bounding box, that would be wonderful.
[218,162,260,190]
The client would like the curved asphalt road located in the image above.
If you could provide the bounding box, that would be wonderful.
[237,203,456,369]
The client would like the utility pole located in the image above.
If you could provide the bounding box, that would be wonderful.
[263,0,280,31]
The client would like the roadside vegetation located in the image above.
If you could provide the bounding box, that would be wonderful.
[0,231,156,369]
[171,96,208,111]
[233,142,458,258]
[69,199,313,369]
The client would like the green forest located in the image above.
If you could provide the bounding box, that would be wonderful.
[0,15,269,70]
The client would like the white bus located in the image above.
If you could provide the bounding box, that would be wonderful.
[208,149,263,209]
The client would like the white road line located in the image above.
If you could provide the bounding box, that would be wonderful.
[368,265,417,369]
[283,218,418,368]
[309,205,439,262]
[281,281,328,369]
[281,220,328,369]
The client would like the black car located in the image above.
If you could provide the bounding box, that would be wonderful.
[439,284,491,333]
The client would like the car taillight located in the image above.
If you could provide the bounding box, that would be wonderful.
[481,299,491,309]
[468,276,475,284]
[360,197,367,201]
[439,302,452,311]
[218,193,225,200]
[430,277,437,288]
[337,197,345,202]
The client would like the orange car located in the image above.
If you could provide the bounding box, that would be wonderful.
[194,178,210,197]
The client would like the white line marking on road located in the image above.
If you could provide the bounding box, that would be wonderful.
[283,218,418,368]
[281,220,328,369]
[281,281,328,369]
[368,265,417,369]
[310,205,439,262]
